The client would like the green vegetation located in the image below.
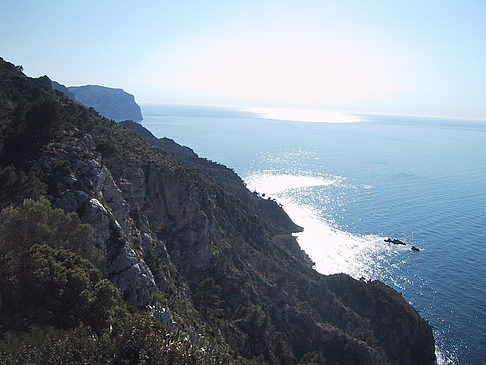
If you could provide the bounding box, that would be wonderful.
[0,243,123,334]
[0,165,47,208]
[0,199,235,364]
[0,314,233,365]
[0,197,98,261]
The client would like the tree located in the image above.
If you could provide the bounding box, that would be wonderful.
[0,197,99,263]
[0,244,124,335]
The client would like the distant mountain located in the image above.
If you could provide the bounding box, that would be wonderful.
[52,82,143,122]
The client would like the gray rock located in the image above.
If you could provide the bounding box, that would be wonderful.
[82,198,111,253]
[100,167,131,235]
[108,243,156,307]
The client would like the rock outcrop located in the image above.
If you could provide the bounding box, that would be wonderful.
[385,238,406,245]
[0,56,436,364]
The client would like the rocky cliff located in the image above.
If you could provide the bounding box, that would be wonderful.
[52,83,143,122]
[0,57,436,364]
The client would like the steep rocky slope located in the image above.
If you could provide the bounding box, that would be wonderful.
[0,57,436,364]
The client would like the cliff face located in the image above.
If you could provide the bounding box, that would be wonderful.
[54,83,143,122]
[0,57,436,364]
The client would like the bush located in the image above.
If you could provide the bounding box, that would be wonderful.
[0,315,232,364]
[0,165,47,208]
[96,138,117,158]
[0,197,99,262]
[0,244,125,335]
[2,100,60,166]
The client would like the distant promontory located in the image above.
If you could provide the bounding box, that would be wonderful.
[52,82,143,122]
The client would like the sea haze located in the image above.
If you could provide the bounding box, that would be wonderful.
[141,104,486,365]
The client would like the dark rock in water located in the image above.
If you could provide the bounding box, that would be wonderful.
[411,246,420,252]
[385,238,406,245]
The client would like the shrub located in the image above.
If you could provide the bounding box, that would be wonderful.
[0,165,47,208]
[96,138,117,158]
[0,244,125,335]
[0,197,99,262]
[0,315,233,364]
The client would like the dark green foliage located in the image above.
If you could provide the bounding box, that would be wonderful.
[0,165,47,208]
[2,100,59,166]
[0,316,234,365]
[0,244,124,335]
[0,197,99,262]
[193,278,225,319]
[0,326,101,365]
[99,315,230,364]
[300,351,327,364]
[96,138,117,158]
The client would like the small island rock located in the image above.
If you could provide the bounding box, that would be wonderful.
[385,238,406,245]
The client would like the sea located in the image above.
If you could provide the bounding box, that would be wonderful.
[141,104,486,365]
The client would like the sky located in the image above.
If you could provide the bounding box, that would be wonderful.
[1,0,486,119]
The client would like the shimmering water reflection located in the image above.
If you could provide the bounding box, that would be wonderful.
[245,172,452,364]
[245,173,408,281]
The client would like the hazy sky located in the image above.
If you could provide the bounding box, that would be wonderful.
[2,1,486,119]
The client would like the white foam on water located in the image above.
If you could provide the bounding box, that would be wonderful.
[435,346,458,365]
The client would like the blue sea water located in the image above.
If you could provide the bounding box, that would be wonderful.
[141,104,486,365]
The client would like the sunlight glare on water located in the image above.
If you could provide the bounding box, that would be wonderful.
[248,107,363,123]
[245,173,337,195]
[245,172,455,364]
[245,173,406,280]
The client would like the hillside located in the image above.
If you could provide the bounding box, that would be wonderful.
[0,57,436,364]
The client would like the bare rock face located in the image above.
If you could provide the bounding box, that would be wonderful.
[51,81,143,122]
[107,239,156,307]
[43,134,157,307]
[82,197,110,252]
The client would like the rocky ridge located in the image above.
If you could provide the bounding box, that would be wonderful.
[0,57,436,364]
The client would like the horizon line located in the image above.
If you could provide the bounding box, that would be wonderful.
[139,101,486,123]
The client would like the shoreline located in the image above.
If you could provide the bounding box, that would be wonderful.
[243,172,453,364]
